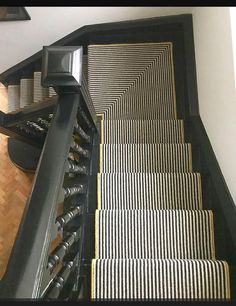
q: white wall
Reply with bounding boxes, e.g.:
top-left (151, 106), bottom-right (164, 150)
top-left (230, 7), bottom-right (236, 90)
top-left (0, 6), bottom-right (192, 73)
top-left (192, 7), bottom-right (236, 204)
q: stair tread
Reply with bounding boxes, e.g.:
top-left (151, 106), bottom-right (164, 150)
top-left (98, 173), bottom-right (202, 210)
top-left (101, 119), bottom-right (184, 143)
top-left (95, 210), bottom-right (215, 260)
top-left (91, 259), bottom-right (230, 300)
top-left (100, 143), bottom-right (192, 173)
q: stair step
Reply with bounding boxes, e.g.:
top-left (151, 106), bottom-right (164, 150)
top-left (91, 259), bottom-right (230, 300)
top-left (101, 119), bottom-right (184, 143)
top-left (33, 72), bottom-right (49, 103)
top-left (7, 85), bottom-right (20, 112)
top-left (20, 78), bottom-right (34, 108)
top-left (95, 210), bottom-right (215, 259)
top-left (100, 144), bottom-right (192, 173)
top-left (98, 173), bottom-right (202, 210)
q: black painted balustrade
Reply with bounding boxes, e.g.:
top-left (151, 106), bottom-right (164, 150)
top-left (0, 45), bottom-right (98, 300)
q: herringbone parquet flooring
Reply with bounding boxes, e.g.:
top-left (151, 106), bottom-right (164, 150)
top-left (0, 85), bottom-right (34, 278)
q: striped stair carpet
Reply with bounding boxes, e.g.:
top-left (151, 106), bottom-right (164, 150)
top-left (95, 210), bottom-right (215, 259)
top-left (101, 120), bottom-right (184, 143)
top-left (88, 42), bottom-right (230, 300)
top-left (92, 259), bottom-right (230, 300)
top-left (97, 173), bottom-right (202, 210)
top-left (100, 143), bottom-right (192, 173)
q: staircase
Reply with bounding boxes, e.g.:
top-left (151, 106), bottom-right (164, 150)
top-left (88, 43), bottom-right (230, 300)
top-left (0, 15), bottom-right (235, 301)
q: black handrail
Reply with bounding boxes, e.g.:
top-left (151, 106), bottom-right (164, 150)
top-left (3, 97), bottom-right (56, 127)
top-left (0, 46), bottom-right (98, 299)
top-left (0, 98), bottom-right (56, 148)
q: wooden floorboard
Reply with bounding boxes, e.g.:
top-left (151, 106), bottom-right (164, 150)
top-left (0, 85), bottom-right (34, 278)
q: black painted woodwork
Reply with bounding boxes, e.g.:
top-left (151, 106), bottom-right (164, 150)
top-left (184, 116), bottom-right (236, 300)
top-left (42, 46), bottom-right (83, 93)
top-left (7, 138), bottom-right (41, 172)
top-left (0, 94), bottom-right (80, 298)
top-left (0, 43), bottom-right (99, 299)
top-left (0, 97), bottom-right (56, 149)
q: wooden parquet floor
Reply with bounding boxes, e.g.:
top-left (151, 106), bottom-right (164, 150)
top-left (0, 85), bottom-right (34, 278)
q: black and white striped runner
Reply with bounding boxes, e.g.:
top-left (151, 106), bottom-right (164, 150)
top-left (95, 210), bottom-right (215, 259)
top-left (89, 42), bottom-right (231, 300)
top-left (100, 144), bottom-right (192, 173)
top-left (98, 173), bottom-right (202, 210)
top-left (92, 259), bottom-right (230, 300)
top-left (102, 119), bottom-right (184, 143)
top-left (88, 43), bottom-right (176, 119)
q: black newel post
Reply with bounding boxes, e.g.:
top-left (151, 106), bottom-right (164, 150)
top-left (41, 46), bottom-right (83, 94)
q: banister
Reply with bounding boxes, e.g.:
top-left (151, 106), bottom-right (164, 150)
top-left (0, 45), bottom-right (98, 299)
top-left (4, 97), bottom-right (56, 127)
top-left (0, 93), bottom-right (80, 298)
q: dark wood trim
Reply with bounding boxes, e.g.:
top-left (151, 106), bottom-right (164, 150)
top-left (185, 116), bottom-right (236, 255)
top-left (181, 15), bottom-right (199, 116)
top-left (0, 98), bottom-right (56, 149)
top-left (7, 138), bottom-right (41, 172)
top-left (3, 96), bottom-right (56, 127)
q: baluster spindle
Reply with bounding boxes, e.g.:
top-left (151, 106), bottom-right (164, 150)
top-left (71, 141), bottom-right (90, 159)
top-left (63, 185), bottom-right (86, 198)
top-left (16, 124), bottom-right (44, 139)
top-left (47, 229), bottom-right (80, 271)
top-left (26, 121), bottom-right (47, 134)
top-left (56, 206), bottom-right (81, 231)
top-left (74, 123), bottom-right (91, 143)
top-left (67, 160), bottom-right (88, 175)
top-left (45, 261), bottom-right (74, 299)
top-left (37, 118), bottom-right (50, 129)
top-left (77, 106), bottom-right (93, 130)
